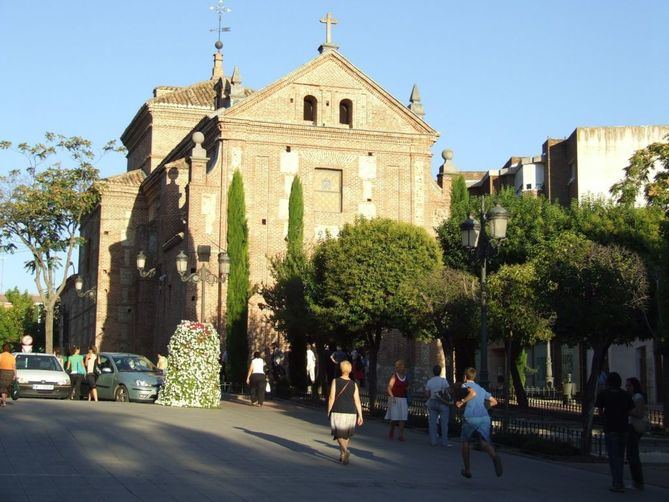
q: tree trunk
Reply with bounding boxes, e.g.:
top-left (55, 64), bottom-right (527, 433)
top-left (503, 338), bottom-right (512, 431)
top-left (580, 344), bottom-right (608, 455)
top-left (316, 341), bottom-right (329, 398)
top-left (509, 341), bottom-right (528, 409)
top-left (454, 338), bottom-right (475, 383)
top-left (439, 337), bottom-right (454, 383)
top-left (287, 330), bottom-right (307, 391)
top-left (367, 332), bottom-right (380, 416)
top-left (663, 353), bottom-right (669, 431)
top-left (44, 305), bottom-right (54, 354)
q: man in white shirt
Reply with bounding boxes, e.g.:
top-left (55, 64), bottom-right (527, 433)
top-left (425, 365), bottom-right (452, 447)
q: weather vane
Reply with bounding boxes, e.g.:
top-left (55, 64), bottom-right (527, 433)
top-left (210, 0), bottom-right (232, 51)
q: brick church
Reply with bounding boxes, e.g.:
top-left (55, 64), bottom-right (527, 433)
top-left (60, 14), bottom-right (452, 378)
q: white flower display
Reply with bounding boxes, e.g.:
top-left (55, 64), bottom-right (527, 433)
top-left (156, 320), bottom-right (221, 408)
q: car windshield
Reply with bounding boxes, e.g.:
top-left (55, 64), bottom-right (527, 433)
top-left (15, 355), bottom-right (62, 371)
top-left (112, 355), bottom-right (157, 372)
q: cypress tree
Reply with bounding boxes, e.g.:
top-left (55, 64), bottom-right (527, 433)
top-left (450, 174), bottom-right (469, 223)
top-left (226, 170), bottom-right (249, 387)
top-left (285, 176), bottom-right (308, 389)
top-left (287, 176), bottom-right (304, 258)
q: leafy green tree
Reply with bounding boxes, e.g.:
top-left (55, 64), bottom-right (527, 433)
top-left (312, 218), bottom-right (441, 406)
top-left (487, 263), bottom-right (553, 409)
top-left (395, 266), bottom-right (479, 382)
top-left (610, 136), bottom-right (669, 212)
top-left (226, 170), bottom-right (250, 387)
top-left (0, 133), bottom-right (124, 353)
top-left (534, 233), bottom-right (649, 453)
top-left (568, 197), bottom-right (665, 261)
top-left (610, 137), bottom-right (669, 428)
top-left (0, 288), bottom-right (39, 347)
top-left (492, 189), bottom-right (568, 267)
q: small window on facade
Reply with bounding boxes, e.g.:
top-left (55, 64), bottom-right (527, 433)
top-left (526, 183), bottom-right (532, 189)
top-left (339, 99), bottom-right (352, 126)
top-left (303, 95), bottom-right (317, 122)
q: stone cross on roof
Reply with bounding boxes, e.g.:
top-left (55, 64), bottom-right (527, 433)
top-left (318, 12), bottom-right (339, 53)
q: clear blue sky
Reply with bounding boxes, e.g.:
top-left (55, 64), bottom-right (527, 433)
top-left (1, 0), bottom-right (668, 294)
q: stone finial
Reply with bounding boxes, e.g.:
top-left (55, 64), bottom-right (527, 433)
top-left (441, 149), bottom-right (458, 174)
top-left (231, 65), bottom-right (242, 85)
top-left (408, 84), bottom-right (425, 119)
top-left (191, 132), bottom-right (207, 159)
top-left (211, 51), bottom-right (224, 80)
top-left (437, 148), bottom-right (459, 188)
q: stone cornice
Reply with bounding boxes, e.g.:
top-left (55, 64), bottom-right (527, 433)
top-left (121, 105), bottom-right (151, 154)
top-left (216, 117), bottom-right (436, 146)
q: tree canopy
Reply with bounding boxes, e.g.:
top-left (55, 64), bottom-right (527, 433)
top-left (0, 288), bottom-right (39, 347)
top-left (0, 133), bottom-right (124, 353)
top-left (533, 231), bottom-right (649, 452)
top-left (611, 136), bottom-right (669, 213)
top-left (395, 266), bottom-right (479, 381)
top-left (312, 217), bottom-right (441, 403)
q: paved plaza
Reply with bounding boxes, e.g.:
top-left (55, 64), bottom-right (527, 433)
top-left (0, 398), bottom-right (666, 501)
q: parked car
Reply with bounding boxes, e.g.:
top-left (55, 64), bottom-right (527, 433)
top-left (14, 353), bottom-right (71, 399)
top-left (81, 352), bottom-right (163, 403)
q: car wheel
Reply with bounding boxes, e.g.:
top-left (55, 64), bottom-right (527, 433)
top-left (114, 385), bottom-right (129, 402)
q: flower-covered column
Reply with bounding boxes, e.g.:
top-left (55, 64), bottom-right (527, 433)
top-left (156, 320), bottom-right (221, 408)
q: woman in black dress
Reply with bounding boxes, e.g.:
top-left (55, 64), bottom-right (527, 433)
top-left (327, 360), bottom-right (364, 464)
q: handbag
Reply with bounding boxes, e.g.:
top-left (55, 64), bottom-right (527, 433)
top-left (11, 379), bottom-right (20, 401)
top-left (630, 416), bottom-right (651, 434)
top-left (429, 380), bottom-right (452, 406)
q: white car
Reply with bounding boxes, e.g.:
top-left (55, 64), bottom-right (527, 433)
top-left (14, 353), bottom-right (71, 399)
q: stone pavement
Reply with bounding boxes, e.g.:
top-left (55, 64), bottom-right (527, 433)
top-left (0, 398), bottom-right (666, 502)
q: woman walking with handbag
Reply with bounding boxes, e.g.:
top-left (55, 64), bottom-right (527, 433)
top-left (245, 351), bottom-right (266, 407)
top-left (425, 365), bottom-right (452, 447)
top-left (327, 360), bottom-right (364, 465)
top-left (626, 377), bottom-right (648, 491)
top-left (84, 346), bottom-right (101, 402)
top-left (0, 343), bottom-right (16, 407)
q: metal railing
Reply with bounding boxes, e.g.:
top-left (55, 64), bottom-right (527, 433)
top-left (491, 390), bottom-right (664, 428)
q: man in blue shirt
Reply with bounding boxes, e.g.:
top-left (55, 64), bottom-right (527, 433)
top-left (455, 367), bottom-right (503, 478)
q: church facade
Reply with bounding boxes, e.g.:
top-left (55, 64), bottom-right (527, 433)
top-left (60, 24), bottom-right (451, 371)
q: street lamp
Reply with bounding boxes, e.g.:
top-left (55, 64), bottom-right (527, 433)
top-left (74, 276), bottom-right (96, 299)
top-left (460, 198), bottom-right (509, 389)
top-left (136, 250), bottom-right (157, 278)
top-left (176, 245), bottom-right (230, 321)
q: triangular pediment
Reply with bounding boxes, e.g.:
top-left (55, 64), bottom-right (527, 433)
top-left (219, 51), bottom-right (437, 136)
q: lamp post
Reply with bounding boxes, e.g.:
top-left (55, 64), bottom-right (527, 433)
top-left (175, 245), bottom-right (231, 321)
top-left (136, 250), bottom-right (157, 279)
top-left (460, 197), bottom-right (509, 389)
top-left (74, 276), bottom-right (96, 299)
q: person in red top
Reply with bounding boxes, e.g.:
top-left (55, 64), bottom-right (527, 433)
top-left (385, 360), bottom-right (409, 441)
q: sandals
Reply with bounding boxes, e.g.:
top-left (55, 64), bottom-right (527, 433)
top-left (342, 450), bottom-right (350, 465)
